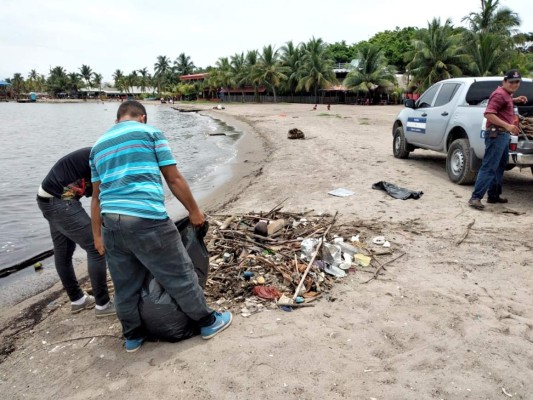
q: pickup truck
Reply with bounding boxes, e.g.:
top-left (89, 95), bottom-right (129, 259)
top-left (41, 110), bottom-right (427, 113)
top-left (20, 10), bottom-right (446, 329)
top-left (392, 77), bottom-right (533, 184)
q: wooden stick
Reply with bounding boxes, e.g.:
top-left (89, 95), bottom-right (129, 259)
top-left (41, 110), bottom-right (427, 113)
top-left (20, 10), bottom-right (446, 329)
top-left (362, 252), bottom-right (406, 284)
top-left (292, 212), bottom-right (337, 300)
top-left (456, 219), bottom-right (475, 246)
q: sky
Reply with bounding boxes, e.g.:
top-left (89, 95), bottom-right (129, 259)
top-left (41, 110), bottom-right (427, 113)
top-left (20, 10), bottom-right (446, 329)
top-left (1, 0), bottom-right (531, 83)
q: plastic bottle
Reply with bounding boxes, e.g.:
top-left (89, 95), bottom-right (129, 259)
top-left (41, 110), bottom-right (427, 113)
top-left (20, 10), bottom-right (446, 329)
top-left (337, 241), bottom-right (360, 256)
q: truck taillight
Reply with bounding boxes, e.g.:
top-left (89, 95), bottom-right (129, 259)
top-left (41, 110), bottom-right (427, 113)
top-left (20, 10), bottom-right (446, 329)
top-left (509, 135), bottom-right (518, 151)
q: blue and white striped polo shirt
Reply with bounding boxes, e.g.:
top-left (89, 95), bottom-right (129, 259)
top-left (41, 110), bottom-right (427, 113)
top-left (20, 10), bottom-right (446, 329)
top-left (90, 120), bottom-right (176, 219)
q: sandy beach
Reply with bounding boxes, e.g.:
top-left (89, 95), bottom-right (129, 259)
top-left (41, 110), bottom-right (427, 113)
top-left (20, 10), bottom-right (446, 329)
top-left (1, 102), bottom-right (532, 399)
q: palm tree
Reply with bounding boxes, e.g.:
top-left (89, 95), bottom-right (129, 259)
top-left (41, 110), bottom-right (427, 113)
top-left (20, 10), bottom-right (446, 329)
top-left (174, 53), bottom-right (195, 76)
top-left (137, 67), bottom-right (151, 93)
top-left (67, 72), bottom-right (82, 96)
top-left (343, 44), bottom-right (396, 102)
top-left (245, 50), bottom-right (260, 102)
top-left (406, 18), bottom-right (468, 92)
top-left (79, 64), bottom-right (93, 88)
top-left (463, 31), bottom-right (512, 76)
top-left (254, 45), bottom-right (287, 102)
top-left (112, 69), bottom-right (124, 88)
top-left (230, 53), bottom-right (247, 100)
top-left (27, 69), bottom-right (39, 92)
top-left (11, 73), bottom-right (25, 97)
top-left (47, 66), bottom-right (69, 96)
top-left (296, 37), bottom-right (336, 102)
top-left (280, 40), bottom-right (303, 96)
top-left (214, 57), bottom-right (233, 101)
top-left (462, 0), bottom-right (520, 35)
top-left (154, 55), bottom-right (171, 95)
top-left (93, 73), bottom-right (103, 100)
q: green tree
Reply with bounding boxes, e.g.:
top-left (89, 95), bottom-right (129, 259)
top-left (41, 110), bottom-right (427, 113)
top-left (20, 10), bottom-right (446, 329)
top-left (79, 64), bottom-right (93, 87)
top-left (406, 18), bottom-right (467, 91)
top-left (11, 73), bottom-right (25, 97)
top-left (343, 43), bottom-right (396, 101)
top-left (230, 52), bottom-right (248, 100)
top-left (463, 31), bottom-right (512, 76)
top-left (462, 0), bottom-right (520, 35)
top-left (296, 37), bottom-right (336, 102)
top-left (174, 53), bottom-right (196, 76)
top-left (280, 40), bottom-right (303, 95)
top-left (66, 72), bottom-right (82, 95)
top-left (154, 55), bottom-right (171, 95)
top-left (326, 41), bottom-right (358, 64)
top-left (254, 45), bottom-right (287, 102)
top-left (112, 69), bottom-right (124, 90)
top-left (93, 73), bottom-right (103, 99)
top-left (245, 50), bottom-right (260, 102)
top-left (368, 27), bottom-right (417, 72)
top-left (27, 69), bottom-right (39, 92)
top-left (47, 66), bottom-right (68, 96)
top-left (137, 67), bottom-right (151, 93)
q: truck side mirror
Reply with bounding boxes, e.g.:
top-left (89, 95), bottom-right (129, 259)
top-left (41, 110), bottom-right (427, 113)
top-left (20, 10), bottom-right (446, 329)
top-left (404, 99), bottom-right (415, 109)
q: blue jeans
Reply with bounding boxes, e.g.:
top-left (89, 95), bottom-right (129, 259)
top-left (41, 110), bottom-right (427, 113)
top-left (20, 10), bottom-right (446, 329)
top-left (37, 197), bottom-right (110, 306)
top-left (101, 214), bottom-right (213, 340)
top-left (471, 133), bottom-right (509, 201)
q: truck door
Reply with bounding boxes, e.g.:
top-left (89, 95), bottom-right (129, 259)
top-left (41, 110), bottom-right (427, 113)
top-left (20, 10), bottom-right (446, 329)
top-left (406, 83), bottom-right (461, 148)
top-left (405, 84), bottom-right (440, 146)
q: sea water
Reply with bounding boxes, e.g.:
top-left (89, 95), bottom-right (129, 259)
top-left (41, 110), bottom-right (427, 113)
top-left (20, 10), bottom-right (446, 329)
top-left (0, 102), bottom-right (240, 304)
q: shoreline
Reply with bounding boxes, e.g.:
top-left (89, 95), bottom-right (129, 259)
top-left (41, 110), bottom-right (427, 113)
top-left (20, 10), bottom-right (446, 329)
top-left (1, 103), bottom-right (533, 399)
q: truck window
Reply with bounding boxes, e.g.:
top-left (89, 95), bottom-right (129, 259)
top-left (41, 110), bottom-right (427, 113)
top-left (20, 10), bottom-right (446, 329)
top-left (416, 84), bottom-right (440, 108)
top-left (434, 83), bottom-right (461, 107)
top-left (465, 81), bottom-right (500, 105)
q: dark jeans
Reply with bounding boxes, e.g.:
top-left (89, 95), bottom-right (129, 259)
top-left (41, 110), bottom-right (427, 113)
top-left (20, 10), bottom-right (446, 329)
top-left (101, 214), bottom-right (213, 340)
top-left (37, 197), bottom-right (109, 306)
top-left (471, 133), bottom-right (510, 201)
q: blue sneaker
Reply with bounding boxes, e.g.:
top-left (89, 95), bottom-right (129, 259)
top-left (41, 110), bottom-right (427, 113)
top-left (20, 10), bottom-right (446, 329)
top-left (125, 337), bottom-right (145, 353)
top-left (201, 311), bottom-right (233, 339)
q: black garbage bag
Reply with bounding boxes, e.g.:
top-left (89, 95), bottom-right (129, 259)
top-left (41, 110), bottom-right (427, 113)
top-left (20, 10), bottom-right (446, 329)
top-left (139, 217), bottom-right (209, 342)
top-left (372, 181), bottom-right (423, 200)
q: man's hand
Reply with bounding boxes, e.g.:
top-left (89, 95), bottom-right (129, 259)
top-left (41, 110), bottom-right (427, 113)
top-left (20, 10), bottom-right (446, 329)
top-left (94, 235), bottom-right (105, 256)
top-left (514, 95), bottom-right (528, 104)
top-left (189, 209), bottom-right (205, 228)
top-left (507, 123), bottom-right (520, 135)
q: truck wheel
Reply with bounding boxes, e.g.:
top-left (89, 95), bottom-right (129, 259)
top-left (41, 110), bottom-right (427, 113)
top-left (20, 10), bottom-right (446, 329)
top-left (505, 164), bottom-right (515, 171)
top-left (393, 126), bottom-right (410, 159)
top-left (446, 139), bottom-right (477, 185)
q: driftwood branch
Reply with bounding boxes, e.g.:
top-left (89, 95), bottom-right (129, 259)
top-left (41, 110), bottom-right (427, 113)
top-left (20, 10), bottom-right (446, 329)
top-left (362, 252), bottom-right (406, 284)
top-left (456, 219), bottom-right (475, 246)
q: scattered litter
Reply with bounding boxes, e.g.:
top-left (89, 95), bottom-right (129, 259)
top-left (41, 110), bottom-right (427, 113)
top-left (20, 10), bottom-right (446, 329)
top-left (373, 236), bottom-right (385, 245)
top-left (252, 286), bottom-right (281, 300)
top-left (328, 188), bottom-right (355, 197)
top-left (354, 254), bottom-right (371, 267)
top-left (372, 181), bottom-right (423, 200)
top-left (383, 241), bottom-right (391, 248)
top-left (324, 264), bottom-right (346, 277)
top-left (502, 387), bottom-right (513, 398)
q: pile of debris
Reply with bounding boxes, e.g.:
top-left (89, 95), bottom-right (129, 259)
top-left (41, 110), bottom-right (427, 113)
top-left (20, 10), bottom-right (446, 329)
top-left (204, 206), bottom-right (404, 316)
top-left (520, 116), bottom-right (533, 135)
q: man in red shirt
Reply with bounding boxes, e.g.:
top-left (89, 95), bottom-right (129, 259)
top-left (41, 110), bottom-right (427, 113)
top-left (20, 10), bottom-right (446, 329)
top-left (469, 70), bottom-right (528, 210)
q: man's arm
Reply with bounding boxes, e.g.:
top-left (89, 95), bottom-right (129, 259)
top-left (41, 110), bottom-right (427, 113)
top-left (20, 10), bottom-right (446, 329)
top-left (485, 113), bottom-right (519, 135)
top-left (90, 181), bottom-right (105, 256)
top-left (160, 165), bottom-right (205, 227)
top-left (513, 95), bottom-right (528, 104)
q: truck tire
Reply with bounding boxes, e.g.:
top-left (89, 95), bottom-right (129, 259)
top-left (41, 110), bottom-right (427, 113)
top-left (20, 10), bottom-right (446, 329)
top-left (393, 126), bottom-right (410, 159)
top-left (446, 139), bottom-right (477, 185)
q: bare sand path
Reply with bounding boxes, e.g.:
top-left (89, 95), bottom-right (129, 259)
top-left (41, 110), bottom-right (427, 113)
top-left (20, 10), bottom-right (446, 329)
top-left (1, 103), bottom-right (532, 399)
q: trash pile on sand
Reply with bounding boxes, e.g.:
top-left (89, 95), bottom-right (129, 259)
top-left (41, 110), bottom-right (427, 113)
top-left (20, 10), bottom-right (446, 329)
top-left (205, 207), bottom-right (405, 317)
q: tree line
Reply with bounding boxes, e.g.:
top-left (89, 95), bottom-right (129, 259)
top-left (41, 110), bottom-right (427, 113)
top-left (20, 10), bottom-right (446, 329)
top-left (3, 0), bottom-right (532, 102)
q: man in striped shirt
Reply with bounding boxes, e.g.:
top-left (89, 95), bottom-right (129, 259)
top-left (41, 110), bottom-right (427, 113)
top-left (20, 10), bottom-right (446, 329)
top-left (90, 101), bottom-right (232, 352)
